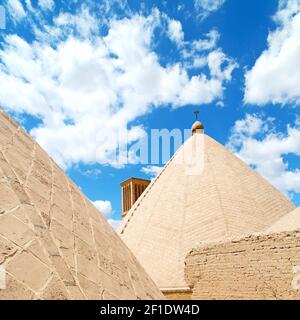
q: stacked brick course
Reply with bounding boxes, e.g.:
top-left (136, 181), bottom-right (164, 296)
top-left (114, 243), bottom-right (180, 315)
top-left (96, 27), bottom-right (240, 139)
top-left (185, 230), bottom-right (300, 299)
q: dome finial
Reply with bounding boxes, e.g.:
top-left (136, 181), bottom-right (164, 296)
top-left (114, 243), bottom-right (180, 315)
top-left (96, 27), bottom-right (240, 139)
top-left (194, 110), bottom-right (199, 120)
top-left (192, 110), bottom-right (204, 135)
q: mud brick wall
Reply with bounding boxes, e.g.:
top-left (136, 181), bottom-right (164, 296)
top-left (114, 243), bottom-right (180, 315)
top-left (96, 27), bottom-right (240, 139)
top-left (185, 231), bottom-right (300, 300)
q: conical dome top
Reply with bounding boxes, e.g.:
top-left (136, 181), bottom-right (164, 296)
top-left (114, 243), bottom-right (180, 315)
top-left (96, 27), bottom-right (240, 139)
top-left (191, 110), bottom-right (204, 135)
top-left (267, 207), bottom-right (300, 233)
top-left (0, 110), bottom-right (163, 300)
top-left (118, 133), bottom-right (294, 290)
top-left (191, 120), bottom-right (204, 134)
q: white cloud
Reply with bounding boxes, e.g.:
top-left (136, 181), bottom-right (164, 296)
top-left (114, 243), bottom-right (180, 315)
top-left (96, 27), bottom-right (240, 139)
top-left (141, 165), bottom-right (162, 179)
top-left (192, 29), bottom-right (220, 51)
top-left (108, 218), bottom-right (122, 229)
top-left (38, 0), bottom-right (54, 10)
top-left (167, 19), bottom-right (184, 45)
top-left (208, 49), bottom-right (237, 81)
top-left (226, 113), bottom-right (273, 149)
top-left (92, 200), bottom-right (113, 218)
top-left (232, 114), bottom-right (266, 135)
top-left (181, 30), bottom-right (222, 68)
top-left (194, 0), bottom-right (226, 18)
top-left (92, 199), bottom-right (121, 229)
top-left (51, 6), bottom-right (98, 38)
top-left (0, 7), bottom-right (236, 169)
top-left (77, 167), bottom-right (102, 177)
top-left (244, 0), bottom-right (300, 105)
top-left (6, 0), bottom-right (26, 22)
top-left (227, 114), bottom-right (300, 198)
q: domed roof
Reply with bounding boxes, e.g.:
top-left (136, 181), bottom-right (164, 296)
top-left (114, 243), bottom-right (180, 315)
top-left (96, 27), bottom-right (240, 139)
top-left (191, 120), bottom-right (204, 134)
top-left (266, 207), bottom-right (300, 233)
top-left (0, 110), bottom-right (163, 300)
top-left (118, 133), bottom-right (294, 290)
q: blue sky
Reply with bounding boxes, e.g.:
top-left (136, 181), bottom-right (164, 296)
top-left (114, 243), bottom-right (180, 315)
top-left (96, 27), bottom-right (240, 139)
top-left (0, 0), bottom-right (300, 227)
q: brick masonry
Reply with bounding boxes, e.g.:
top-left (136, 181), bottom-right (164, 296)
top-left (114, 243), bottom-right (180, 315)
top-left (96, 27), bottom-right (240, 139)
top-left (0, 110), bottom-right (163, 300)
top-left (119, 129), bottom-right (294, 291)
top-left (185, 230), bottom-right (300, 299)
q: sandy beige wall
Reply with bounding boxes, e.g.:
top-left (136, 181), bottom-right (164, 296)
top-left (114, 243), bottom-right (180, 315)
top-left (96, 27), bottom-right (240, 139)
top-left (0, 110), bottom-right (163, 300)
top-left (185, 230), bottom-right (300, 300)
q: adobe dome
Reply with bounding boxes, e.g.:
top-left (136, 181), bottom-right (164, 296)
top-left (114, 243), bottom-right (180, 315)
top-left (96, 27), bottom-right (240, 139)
top-left (118, 132), bottom-right (294, 291)
top-left (266, 207), bottom-right (300, 233)
top-left (0, 110), bottom-right (163, 300)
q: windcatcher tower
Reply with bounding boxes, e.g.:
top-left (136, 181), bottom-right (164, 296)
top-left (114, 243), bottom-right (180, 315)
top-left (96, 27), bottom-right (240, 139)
top-left (121, 178), bottom-right (150, 219)
top-left (118, 114), bottom-right (294, 299)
